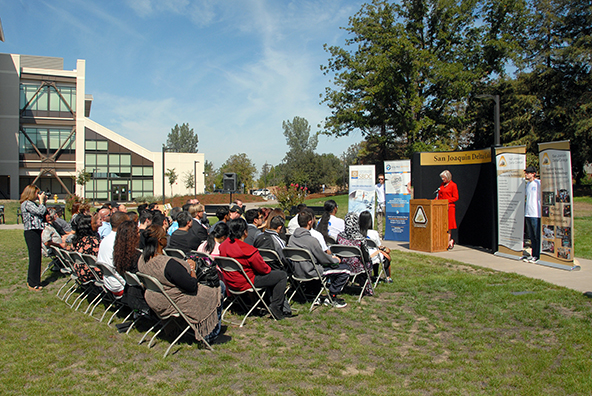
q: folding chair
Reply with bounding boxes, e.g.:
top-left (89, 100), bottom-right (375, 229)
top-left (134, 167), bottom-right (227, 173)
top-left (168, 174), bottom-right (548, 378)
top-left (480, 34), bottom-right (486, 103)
top-left (214, 256), bottom-right (276, 327)
top-left (53, 248), bottom-right (81, 302)
top-left (163, 248), bottom-right (186, 260)
top-left (135, 272), bottom-right (213, 356)
top-left (92, 262), bottom-right (127, 325)
top-left (330, 244), bottom-right (373, 302)
top-left (365, 239), bottom-right (386, 288)
top-left (65, 251), bottom-right (100, 311)
top-left (258, 248), bottom-right (294, 296)
top-left (324, 235), bottom-right (336, 246)
top-left (121, 271), bottom-right (153, 336)
top-left (282, 247), bottom-right (334, 311)
top-left (188, 250), bottom-right (213, 260)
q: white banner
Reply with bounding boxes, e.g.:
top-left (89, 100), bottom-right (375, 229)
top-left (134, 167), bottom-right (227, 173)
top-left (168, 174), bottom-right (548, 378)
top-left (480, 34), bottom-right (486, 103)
top-left (539, 141), bottom-right (577, 270)
top-left (348, 165), bottom-right (375, 215)
top-left (495, 147), bottom-right (526, 256)
top-left (384, 160), bottom-right (411, 241)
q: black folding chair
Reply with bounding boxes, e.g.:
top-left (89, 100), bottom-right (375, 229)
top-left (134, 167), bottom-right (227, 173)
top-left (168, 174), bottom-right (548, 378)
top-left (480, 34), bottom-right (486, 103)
top-left (330, 244), bottom-right (373, 302)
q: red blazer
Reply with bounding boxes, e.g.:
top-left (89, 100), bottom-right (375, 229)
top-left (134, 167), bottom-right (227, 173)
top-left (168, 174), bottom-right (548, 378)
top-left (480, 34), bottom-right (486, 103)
top-left (437, 181), bottom-right (459, 230)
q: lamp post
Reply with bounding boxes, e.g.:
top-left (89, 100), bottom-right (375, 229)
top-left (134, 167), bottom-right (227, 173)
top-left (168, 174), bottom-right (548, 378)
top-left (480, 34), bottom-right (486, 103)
top-left (162, 144), bottom-right (166, 206)
top-left (194, 160), bottom-right (199, 199)
top-left (476, 94), bottom-right (500, 146)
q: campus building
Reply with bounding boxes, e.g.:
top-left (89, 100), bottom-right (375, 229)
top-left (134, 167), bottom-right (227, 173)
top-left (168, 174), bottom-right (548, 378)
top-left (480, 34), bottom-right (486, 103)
top-left (0, 53), bottom-right (205, 201)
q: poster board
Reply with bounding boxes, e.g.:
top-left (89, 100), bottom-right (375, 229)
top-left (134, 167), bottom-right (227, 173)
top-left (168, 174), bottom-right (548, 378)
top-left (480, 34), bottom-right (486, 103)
top-left (384, 160), bottom-right (411, 241)
top-left (348, 165), bottom-right (375, 215)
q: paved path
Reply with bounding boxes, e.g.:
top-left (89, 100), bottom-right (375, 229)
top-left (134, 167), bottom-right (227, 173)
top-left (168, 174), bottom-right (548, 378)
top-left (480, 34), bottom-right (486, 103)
top-left (3, 218), bottom-right (589, 293)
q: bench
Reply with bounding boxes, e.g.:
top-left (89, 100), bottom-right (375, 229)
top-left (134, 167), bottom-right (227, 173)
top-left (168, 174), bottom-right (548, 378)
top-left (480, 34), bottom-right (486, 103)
top-left (0, 205), bottom-right (4, 224)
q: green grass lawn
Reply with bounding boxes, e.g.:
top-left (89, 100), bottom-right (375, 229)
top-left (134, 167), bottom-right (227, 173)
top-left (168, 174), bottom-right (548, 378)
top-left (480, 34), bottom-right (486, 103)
top-left (2, 229), bottom-right (592, 395)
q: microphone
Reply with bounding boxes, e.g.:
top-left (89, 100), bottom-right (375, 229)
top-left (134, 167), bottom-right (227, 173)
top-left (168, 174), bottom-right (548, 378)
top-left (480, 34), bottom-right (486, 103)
top-left (433, 187), bottom-right (440, 196)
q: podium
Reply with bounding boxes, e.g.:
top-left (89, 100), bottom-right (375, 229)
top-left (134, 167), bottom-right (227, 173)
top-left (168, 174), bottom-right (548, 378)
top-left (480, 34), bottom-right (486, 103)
top-left (409, 199), bottom-right (449, 252)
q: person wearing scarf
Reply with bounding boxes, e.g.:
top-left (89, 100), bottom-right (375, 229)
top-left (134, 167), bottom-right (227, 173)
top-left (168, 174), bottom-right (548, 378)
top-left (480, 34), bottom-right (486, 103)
top-left (337, 212), bottom-right (374, 296)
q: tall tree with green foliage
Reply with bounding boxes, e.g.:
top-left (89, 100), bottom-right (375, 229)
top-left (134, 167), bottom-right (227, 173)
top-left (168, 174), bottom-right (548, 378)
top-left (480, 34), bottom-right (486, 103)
top-left (203, 160), bottom-right (217, 192)
top-left (321, 0), bottom-right (527, 164)
top-left (166, 123), bottom-right (199, 153)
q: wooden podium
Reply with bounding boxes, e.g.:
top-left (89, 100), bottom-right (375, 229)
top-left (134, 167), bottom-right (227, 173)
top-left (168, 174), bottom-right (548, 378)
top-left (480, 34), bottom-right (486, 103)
top-left (409, 199), bottom-right (449, 252)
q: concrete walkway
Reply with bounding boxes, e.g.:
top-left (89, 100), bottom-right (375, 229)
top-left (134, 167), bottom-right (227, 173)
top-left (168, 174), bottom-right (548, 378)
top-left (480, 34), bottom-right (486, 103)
top-left (3, 219), bottom-right (589, 293)
top-left (382, 239), bottom-right (590, 293)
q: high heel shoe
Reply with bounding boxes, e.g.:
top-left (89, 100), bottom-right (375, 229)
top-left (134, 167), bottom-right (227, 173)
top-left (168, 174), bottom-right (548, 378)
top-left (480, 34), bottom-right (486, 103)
top-left (447, 240), bottom-right (455, 250)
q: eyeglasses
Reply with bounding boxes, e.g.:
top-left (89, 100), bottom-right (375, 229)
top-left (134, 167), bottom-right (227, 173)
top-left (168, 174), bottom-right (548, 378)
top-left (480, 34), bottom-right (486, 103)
top-left (378, 178), bottom-right (384, 181)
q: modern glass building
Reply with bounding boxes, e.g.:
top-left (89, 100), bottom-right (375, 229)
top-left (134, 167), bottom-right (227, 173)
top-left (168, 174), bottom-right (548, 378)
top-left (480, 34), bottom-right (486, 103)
top-left (0, 53), bottom-right (204, 201)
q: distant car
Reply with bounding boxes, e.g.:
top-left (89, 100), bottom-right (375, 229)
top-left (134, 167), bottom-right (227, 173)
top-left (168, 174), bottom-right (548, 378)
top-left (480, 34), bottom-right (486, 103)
top-left (253, 188), bottom-right (270, 196)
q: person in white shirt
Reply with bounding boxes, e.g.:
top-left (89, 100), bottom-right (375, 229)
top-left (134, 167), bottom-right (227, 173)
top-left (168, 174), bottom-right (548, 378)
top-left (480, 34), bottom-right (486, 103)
top-left (287, 204), bottom-right (307, 235)
top-left (96, 212), bottom-right (128, 297)
top-left (524, 166), bottom-right (541, 263)
top-left (375, 174), bottom-right (386, 238)
top-left (359, 210), bottom-right (392, 283)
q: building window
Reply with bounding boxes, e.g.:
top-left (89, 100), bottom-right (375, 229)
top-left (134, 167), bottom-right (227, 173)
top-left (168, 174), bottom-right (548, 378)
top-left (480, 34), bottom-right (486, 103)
top-left (20, 83), bottom-right (76, 113)
top-left (19, 128), bottom-right (75, 155)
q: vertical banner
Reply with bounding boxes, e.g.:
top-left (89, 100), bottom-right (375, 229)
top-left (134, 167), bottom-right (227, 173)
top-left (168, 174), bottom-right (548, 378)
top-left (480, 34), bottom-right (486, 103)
top-left (384, 160), bottom-right (411, 241)
top-left (494, 146), bottom-right (526, 259)
top-left (538, 141), bottom-right (579, 270)
top-left (348, 165), bottom-right (375, 215)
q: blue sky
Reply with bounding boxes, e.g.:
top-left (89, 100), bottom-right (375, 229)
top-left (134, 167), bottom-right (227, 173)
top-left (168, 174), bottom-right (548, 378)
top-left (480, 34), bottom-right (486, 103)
top-left (1, 0), bottom-right (366, 175)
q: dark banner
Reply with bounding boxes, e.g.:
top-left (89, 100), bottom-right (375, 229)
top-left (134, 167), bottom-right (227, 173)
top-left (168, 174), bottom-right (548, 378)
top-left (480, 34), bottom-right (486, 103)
top-left (411, 148), bottom-right (496, 250)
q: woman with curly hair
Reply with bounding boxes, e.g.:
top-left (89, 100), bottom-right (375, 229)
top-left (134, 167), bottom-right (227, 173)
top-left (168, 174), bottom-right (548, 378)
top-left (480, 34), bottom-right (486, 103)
top-left (70, 214), bottom-right (103, 283)
top-left (113, 220), bottom-right (141, 275)
top-left (262, 208), bottom-right (287, 241)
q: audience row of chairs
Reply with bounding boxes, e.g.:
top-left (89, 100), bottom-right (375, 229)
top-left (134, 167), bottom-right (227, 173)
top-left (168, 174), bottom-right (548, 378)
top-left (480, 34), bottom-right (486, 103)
top-left (48, 242), bottom-right (386, 356)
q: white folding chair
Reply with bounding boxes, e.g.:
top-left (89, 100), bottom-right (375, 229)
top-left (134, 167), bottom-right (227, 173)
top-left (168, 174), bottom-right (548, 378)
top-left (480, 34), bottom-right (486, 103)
top-left (365, 239), bottom-right (386, 288)
top-left (92, 262), bottom-right (127, 325)
top-left (214, 256), bottom-right (276, 327)
top-left (282, 247), bottom-right (334, 311)
top-left (135, 272), bottom-right (214, 356)
top-left (330, 244), bottom-right (373, 302)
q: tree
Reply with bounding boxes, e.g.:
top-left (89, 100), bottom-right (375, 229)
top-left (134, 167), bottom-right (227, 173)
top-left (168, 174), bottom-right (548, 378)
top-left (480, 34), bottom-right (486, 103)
top-left (320, 0), bottom-right (528, 161)
top-left (166, 123), bottom-right (199, 153)
top-left (76, 169), bottom-right (91, 187)
top-left (216, 153), bottom-right (257, 191)
top-left (282, 116), bottom-right (318, 161)
top-left (204, 160), bottom-right (217, 192)
top-left (183, 170), bottom-right (195, 190)
top-left (165, 168), bottom-right (177, 196)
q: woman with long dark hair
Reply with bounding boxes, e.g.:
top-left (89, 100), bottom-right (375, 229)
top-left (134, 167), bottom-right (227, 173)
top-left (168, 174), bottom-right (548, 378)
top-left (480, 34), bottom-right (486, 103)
top-left (113, 220), bottom-right (141, 275)
top-left (317, 199), bottom-right (344, 240)
top-left (20, 185), bottom-right (47, 291)
top-left (137, 224), bottom-right (221, 343)
top-left (358, 210), bottom-right (392, 283)
top-left (71, 214), bottom-right (103, 283)
top-left (219, 218), bottom-right (289, 320)
top-left (197, 222), bottom-right (229, 257)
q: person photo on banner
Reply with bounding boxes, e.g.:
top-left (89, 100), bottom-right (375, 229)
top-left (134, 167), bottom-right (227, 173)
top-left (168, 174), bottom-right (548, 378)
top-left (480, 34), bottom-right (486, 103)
top-left (436, 170), bottom-right (459, 250)
top-left (523, 165), bottom-right (541, 263)
top-left (374, 174), bottom-right (386, 238)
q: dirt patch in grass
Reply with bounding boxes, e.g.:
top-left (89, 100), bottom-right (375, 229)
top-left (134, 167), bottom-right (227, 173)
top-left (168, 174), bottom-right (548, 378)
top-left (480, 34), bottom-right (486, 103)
top-left (573, 201), bottom-right (592, 217)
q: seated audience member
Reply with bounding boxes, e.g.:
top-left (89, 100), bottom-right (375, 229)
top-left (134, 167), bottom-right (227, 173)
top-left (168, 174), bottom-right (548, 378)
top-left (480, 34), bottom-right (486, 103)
top-left (219, 218), bottom-right (289, 320)
top-left (359, 210), bottom-right (392, 283)
top-left (209, 206), bottom-right (230, 232)
top-left (254, 215), bottom-right (289, 271)
top-left (287, 210), bottom-right (350, 308)
top-left (167, 207), bottom-right (183, 236)
top-left (71, 214), bottom-right (103, 283)
top-left (140, 211), bottom-right (169, 249)
top-left (337, 212), bottom-right (374, 296)
top-left (262, 208), bottom-right (287, 241)
top-left (317, 199), bottom-right (344, 240)
top-left (126, 211), bottom-right (138, 224)
top-left (244, 209), bottom-right (263, 245)
top-left (304, 208), bottom-right (331, 254)
top-left (228, 204), bottom-right (242, 220)
top-left (53, 207), bottom-right (73, 235)
top-left (198, 222), bottom-right (229, 257)
top-left (138, 224), bottom-right (222, 343)
top-left (91, 212), bottom-right (102, 234)
top-left (70, 203), bottom-right (91, 232)
top-left (42, 210), bottom-right (67, 257)
top-left (96, 212), bottom-right (128, 297)
top-left (97, 208), bottom-right (112, 239)
top-left (287, 204), bottom-right (307, 234)
top-left (167, 211), bottom-right (195, 255)
top-left (188, 204), bottom-right (209, 248)
top-left (138, 210), bottom-right (153, 230)
top-left (233, 199), bottom-right (245, 215)
top-left (258, 207), bottom-right (271, 229)
top-left (70, 202), bottom-right (81, 230)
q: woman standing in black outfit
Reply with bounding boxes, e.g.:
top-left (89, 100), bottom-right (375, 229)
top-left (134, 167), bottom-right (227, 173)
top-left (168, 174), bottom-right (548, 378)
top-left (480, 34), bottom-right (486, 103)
top-left (20, 185), bottom-right (47, 291)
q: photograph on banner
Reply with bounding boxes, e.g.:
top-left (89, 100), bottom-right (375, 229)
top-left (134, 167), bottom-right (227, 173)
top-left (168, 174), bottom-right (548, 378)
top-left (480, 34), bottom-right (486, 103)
top-left (539, 141), bottom-right (575, 266)
top-left (494, 147), bottom-right (526, 258)
top-left (348, 165), bottom-right (375, 214)
top-left (384, 160), bottom-right (412, 241)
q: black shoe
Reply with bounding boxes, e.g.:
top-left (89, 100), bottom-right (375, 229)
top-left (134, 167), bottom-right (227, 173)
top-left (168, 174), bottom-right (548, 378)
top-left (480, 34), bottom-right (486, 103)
top-left (270, 306), bottom-right (285, 320)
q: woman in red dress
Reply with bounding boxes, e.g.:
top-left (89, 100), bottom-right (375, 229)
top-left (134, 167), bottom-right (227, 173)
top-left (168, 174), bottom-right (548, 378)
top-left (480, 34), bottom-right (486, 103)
top-left (437, 170), bottom-right (459, 250)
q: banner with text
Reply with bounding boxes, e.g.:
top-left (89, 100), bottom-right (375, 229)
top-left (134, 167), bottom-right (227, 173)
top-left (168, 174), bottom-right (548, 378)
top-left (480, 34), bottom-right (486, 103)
top-left (384, 160), bottom-right (412, 241)
top-left (348, 165), bottom-right (376, 215)
top-left (538, 141), bottom-right (578, 270)
top-left (494, 146), bottom-right (526, 259)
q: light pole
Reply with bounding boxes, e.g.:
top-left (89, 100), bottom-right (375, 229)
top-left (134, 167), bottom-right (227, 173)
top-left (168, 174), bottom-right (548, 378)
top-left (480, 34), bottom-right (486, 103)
top-left (476, 94), bottom-right (500, 146)
top-left (162, 144), bottom-right (166, 206)
top-left (194, 160), bottom-right (199, 199)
